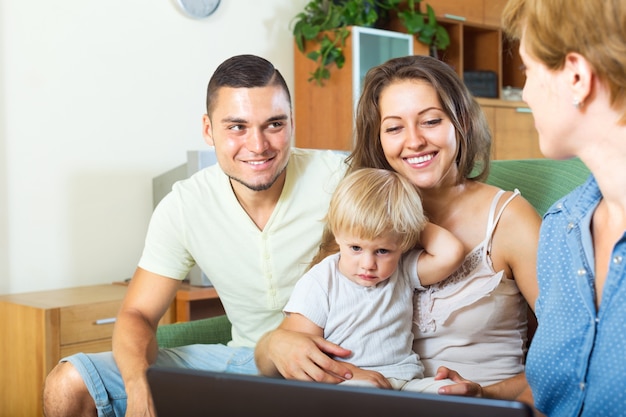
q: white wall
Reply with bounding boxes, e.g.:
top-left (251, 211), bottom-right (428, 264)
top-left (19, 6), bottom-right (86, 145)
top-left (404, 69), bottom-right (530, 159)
top-left (0, 0), bottom-right (309, 294)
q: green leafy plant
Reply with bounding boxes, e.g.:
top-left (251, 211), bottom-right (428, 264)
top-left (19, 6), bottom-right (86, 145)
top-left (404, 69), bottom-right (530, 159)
top-left (397, 0), bottom-right (450, 50)
top-left (292, 0), bottom-right (450, 85)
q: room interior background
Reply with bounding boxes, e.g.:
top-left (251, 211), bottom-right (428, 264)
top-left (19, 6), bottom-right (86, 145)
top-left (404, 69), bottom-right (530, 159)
top-left (0, 0), bottom-right (309, 294)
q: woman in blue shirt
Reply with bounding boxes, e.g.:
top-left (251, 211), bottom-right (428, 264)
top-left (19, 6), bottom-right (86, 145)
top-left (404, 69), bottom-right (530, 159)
top-left (503, 1), bottom-right (626, 416)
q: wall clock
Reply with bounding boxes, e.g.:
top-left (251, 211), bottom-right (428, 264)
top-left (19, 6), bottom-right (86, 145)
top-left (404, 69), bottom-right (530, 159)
top-left (177, 0), bottom-right (221, 19)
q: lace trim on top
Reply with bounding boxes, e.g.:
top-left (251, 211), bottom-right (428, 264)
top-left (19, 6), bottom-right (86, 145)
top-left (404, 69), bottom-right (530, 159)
top-left (414, 189), bottom-right (520, 333)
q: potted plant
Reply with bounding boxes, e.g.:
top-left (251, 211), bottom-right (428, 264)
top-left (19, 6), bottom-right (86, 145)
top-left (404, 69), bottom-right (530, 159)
top-left (292, 0), bottom-right (450, 85)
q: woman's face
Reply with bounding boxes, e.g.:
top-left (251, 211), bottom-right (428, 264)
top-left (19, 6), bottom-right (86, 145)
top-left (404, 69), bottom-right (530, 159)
top-left (519, 35), bottom-right (577, 159)
top-left (378, 79), bottom-right (458, 191)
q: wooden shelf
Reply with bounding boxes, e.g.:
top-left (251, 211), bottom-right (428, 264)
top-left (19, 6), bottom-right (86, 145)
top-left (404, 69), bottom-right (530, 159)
top-left (174, 283), bottom-right (224, 322)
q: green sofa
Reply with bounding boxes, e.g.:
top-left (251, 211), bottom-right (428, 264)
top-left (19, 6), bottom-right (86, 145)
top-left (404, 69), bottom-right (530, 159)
top-left (155, 158), bottom-right (591, 348)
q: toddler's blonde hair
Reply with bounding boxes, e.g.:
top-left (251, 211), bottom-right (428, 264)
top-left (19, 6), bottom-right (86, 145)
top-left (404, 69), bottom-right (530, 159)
top-left (327, 168), bottom-right (427, 253)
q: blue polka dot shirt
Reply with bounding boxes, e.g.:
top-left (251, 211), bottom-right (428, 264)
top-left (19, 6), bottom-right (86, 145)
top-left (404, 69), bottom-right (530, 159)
top-left (527, 175), bottom-right (626, 417)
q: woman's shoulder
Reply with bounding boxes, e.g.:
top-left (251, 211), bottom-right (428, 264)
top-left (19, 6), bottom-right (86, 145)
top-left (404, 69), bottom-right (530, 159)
top-left (469, 181), bottom-right (538, 220)
top-left (462, 181), bottom-right (541, 254)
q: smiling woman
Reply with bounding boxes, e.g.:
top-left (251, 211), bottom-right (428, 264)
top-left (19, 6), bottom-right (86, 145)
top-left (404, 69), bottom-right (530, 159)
top-left (255, 54), bottom-right (542, 402)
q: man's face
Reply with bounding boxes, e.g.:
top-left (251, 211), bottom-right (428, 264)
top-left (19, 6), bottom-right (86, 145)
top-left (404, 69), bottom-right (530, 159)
top-left (203, 85), bottom-right (293, 192)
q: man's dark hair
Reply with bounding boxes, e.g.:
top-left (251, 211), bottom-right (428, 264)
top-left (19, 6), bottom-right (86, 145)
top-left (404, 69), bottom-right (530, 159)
top-left (206, 54), bottom-right (291, 116)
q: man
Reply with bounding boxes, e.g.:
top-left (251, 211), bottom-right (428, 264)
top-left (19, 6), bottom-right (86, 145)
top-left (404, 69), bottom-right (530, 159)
top-left (42, 54), bottom-right (346, 417)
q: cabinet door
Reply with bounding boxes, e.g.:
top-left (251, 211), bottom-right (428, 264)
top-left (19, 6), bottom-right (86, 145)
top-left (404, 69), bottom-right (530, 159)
top-left (492, 106), bottom-right (542, 160)
top-left (294, 39), bottom-right (354, 150)
top-left (481, 105), bottom-right (497, 159)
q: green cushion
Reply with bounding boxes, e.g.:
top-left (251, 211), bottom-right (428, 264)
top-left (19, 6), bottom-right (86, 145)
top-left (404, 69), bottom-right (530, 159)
top-left (485, 158), bottom-right (590, 215)
top-left (156, 314), bottom-right (232, 348)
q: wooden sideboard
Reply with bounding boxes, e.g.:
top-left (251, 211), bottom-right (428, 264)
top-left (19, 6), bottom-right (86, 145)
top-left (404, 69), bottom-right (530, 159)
top-left (0, 284), bottom-right (175, 417)
top-left (0, 281), bottom-right (223, 416)
top-left (0, 285), bottom-right (131, 416)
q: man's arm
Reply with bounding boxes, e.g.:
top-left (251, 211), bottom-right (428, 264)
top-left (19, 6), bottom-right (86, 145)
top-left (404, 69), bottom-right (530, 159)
top-left (256, 313), bottom-right (391, 388)
top-left (112, 267), bottom-right (181, 416)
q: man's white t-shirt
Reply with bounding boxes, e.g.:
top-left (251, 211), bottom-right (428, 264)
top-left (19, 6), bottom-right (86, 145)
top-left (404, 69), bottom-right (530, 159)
top-left (139, 148), bottom-right (346, 347)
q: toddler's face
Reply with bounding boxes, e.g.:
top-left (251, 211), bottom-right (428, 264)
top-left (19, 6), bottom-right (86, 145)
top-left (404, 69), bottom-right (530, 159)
top-left (335, 232), bottom-right (403, 287)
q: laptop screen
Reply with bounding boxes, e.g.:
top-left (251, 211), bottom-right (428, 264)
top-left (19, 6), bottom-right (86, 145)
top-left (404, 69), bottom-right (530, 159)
top-left (147, 367), bottom-right (534, 417)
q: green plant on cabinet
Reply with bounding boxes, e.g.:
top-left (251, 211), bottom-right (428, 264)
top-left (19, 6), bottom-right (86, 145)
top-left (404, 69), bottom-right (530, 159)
top-left (292, 0), bottom-right (450, 85)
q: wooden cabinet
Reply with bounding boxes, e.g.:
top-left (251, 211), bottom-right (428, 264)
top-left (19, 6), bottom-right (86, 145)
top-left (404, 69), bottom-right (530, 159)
top-left (294, 35), bottom-right (354, 150)
top-left (478, 98), bottom-right (541, 160)
top-left (483, 0), bottom-right (507, 26)
top-left (0, 284), bottom-right (173, 417)
top-left (412, 2), bottom-right (508, 99)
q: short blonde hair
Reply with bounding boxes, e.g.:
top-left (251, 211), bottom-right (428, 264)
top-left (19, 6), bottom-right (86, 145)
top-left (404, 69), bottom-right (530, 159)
top-left (502, 0), bottom-right (626, 122)
top-left (327, 168), bottom-right (427, 253)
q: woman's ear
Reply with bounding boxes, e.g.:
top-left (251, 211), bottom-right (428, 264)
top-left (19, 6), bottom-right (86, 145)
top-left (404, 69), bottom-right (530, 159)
top-left (564, 52), bottom-right (593, 106)
top-left (202, 114), bottom-right (214, 146)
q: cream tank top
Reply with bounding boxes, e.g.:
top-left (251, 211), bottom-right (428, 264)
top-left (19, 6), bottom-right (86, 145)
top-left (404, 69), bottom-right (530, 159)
top-left (412, 189), bottom-right (528, 385)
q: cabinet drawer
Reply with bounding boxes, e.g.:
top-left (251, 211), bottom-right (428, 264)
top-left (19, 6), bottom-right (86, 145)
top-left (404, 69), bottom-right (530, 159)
top-left (59, 338), bottom-right (114, 358)
top-left (60, 300), bottom-right (122, 345)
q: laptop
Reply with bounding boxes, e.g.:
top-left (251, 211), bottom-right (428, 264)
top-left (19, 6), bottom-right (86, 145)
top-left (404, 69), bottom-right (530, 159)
top-left (147, 367), bottom-right (534, 417)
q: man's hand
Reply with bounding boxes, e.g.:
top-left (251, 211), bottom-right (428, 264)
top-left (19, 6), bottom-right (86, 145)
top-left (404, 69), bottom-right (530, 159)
top-left (124, 378), bottom-right (156, 417)
top-left (434, 366), bottom-right (484, 397)
top-left (258, 328), bottom-right (353, 383)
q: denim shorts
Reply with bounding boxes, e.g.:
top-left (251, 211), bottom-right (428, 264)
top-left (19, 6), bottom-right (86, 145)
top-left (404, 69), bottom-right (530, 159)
top-left (62, 344), bottom-right (258, 417)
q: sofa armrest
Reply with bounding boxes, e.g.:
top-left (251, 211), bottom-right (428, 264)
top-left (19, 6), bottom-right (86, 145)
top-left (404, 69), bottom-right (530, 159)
top-left (156, 314), bottom-right (232, 348)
